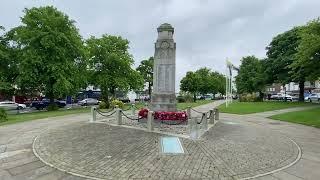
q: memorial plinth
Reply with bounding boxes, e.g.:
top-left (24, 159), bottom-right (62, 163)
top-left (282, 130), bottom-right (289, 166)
top-left (151, 23), bottom-right (177, 112)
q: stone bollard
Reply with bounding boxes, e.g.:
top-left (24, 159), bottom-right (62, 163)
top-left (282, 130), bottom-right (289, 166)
top-left (187, 106), bottom-right (191, 119)
top-left (214, 108), bottom-right (219, 120)
top-left (90, 106), bottom-right (96, 122)
top-left (147, 110), bottom-right (154, 132)
top-left (116, 108), bottom-right (122, 125)
top-left (209, 110), bottom-right (215, 124)
top-left (131, 104), bottom-right (136, 115)
top-left (189, 117), bottom-right (199, 139)
top-left (202, 112), bottom-right (208, 130)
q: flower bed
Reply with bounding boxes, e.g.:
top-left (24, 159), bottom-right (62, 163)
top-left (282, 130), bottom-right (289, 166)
top-left (138, 108), bottom-right (188, 121)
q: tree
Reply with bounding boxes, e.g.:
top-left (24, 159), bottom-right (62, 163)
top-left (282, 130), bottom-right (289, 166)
top-left (8, 6), bottom-right (87, 108)
top-left (136, 57), bottom-right (154, 98)
top-left (86, 34), bottom-right (143, 108)
top-left (0, 26), bottom-right (13, 96)
top-left (265, 27), bottom-right (307, 101)
top-left (180, 71), bottom-right (200, 102)
top-left (294, 18), bottom-right (320, 81)
top-left (235, 56), bottom-right (266, 98)
top-left (180, 68), bottom-right (225, 101)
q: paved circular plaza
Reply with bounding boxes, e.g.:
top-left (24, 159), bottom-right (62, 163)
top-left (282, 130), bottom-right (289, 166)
top-left (33, 117), bottom-right (300, 180)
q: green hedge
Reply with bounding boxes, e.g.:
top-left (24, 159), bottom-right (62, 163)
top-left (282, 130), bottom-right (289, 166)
top-left (0, 108), bottom-right (8, 122)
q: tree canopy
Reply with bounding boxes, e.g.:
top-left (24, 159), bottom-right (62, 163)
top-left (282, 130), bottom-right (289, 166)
top-left (86, 34), bottom-right (143, 107)
top-left (235, 56), bottom-right (266, 95)
top-left (293, 18), bottom-right (320, 81)
top-left (136, 57), bottom-right (154, 97)
top-left (7, 6), bottom-right (87, 106)
top-left (180, 67), bottom-right (225, 101)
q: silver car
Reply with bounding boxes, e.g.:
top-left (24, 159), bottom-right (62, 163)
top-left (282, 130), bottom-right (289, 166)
top-left (0, 101), bottom-right (19, 110)
top-left (308, 93), bottom-right (320, 102)
top-left (78, 98), bottom-right (99, 106)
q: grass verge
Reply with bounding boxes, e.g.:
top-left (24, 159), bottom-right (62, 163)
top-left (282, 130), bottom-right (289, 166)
top-left (218, 101), bottom-right (315, 114)
top-left (270, 107), bottom-right (320, 128)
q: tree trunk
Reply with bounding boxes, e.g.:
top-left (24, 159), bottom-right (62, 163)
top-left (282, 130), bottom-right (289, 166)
top-left (298, 81), bottom-right (305, 102)
top-left (46, 79), bottom-right (56, 111)
top-left (148, 82), bottom-right (152, 99)
top-left (193, 93), bottom-right (197, 102)
top-left (101, 87), bottom-right (110, 109)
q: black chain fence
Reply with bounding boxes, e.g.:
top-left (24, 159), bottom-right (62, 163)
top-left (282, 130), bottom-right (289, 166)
top-left (121, 111), bottom-right (141, 121)
top-left (95, 109), bottom-right (116, 117)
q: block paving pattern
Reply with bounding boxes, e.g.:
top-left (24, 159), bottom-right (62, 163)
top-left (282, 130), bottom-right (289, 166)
top-left (33, 118), bottom-right (299, 179)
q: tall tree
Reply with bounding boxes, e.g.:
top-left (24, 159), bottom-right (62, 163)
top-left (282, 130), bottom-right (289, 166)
top-left (180, 71), bottom-right (200, 102)
top-left (0, 26), bottom-right (13, 97)
top-left (235, 56), bottom-right (266, 98)
top-left (265, 27), bottom-right (307, 101)
top-left (86, 34), bottom-right (143, 108)
top-left (136, 57), bottom-right (154, 98)
top-left (293, 18), bottom-right (320, 81)
top-left (8, 6), bottom-right (87, 108)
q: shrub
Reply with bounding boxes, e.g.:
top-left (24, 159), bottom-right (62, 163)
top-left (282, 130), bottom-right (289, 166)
top-left (239, 93), bottom-right (262, 102)
top-left (47, 104), bottom-right (59, 111)
top-left (99, 101), bottom-right (107, 109)
top-left (111, 99), bottom-right (124, 109)
top-left (0, 108), bottom-right (8, 122)
top-left (184, 94), bottom-right (194, 102)
top-left (176, 96), bottom-right (186, 103)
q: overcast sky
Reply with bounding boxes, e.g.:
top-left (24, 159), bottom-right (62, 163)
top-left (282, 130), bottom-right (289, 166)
top-left (1, 0), bottom-right (319, 91)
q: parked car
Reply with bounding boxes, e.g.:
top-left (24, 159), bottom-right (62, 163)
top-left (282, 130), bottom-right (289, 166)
top-left (78, 98), bottom-right (99, 106)
top-left (0, 101), bottom-right (26, 110)
top-left (306, 93), bottom-right (320, 102)
top-left (30, 99), bottom-right (66, 110)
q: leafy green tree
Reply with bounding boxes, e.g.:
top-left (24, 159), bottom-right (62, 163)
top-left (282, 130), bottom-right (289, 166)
top-left (265, 27), bottom-right (307, 101)
top-left (136, 57), bottom-right (154, 98)
top-left (294, 18), bottom-right (320, 81)
top-left (86, 34), bottom-right (143, 108)
top-left (195, 68), bottom-right (212, 96)
top-left (180, 71), bottom-right (200, 102)
top-left (0, 26), bottom-right (13, 96)
top-left (209, 71), bottom-right (226, 96)
top-left (180, 68), bottom-right (225, 101)
top-left (8, 6), bottom-right (87, 108)
top-left (235, 56), bottom-right (266, 98)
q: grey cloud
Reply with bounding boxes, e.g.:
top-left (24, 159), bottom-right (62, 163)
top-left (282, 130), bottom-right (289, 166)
top-left (1, 0), bottom-right (319, 91)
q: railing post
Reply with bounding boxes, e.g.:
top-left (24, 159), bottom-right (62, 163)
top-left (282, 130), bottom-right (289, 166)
top-left (189, 117), bottom-right (199, 139)
top-left (214, 108), bottom-right (219, 120)
top-left (203, 112), bottom-right (208, 130)
top-left (131, 104), bottom-right (135, 115)
top-left (187, 106), bottom-right (191, 119)
top-left (209, 110), bottom-right (214, 124)
top-left (147, 110), bottom-right (154, 132)
top-left (90, 106), bottom-right (96, 122)
top-left (116, 107), bottom-right (122, 125)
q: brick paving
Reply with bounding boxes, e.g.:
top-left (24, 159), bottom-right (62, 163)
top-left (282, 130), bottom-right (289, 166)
top-left (0, 102), bottom-right (319, 179)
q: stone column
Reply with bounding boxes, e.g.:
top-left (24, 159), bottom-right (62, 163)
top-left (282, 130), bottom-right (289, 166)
top-left (202, 112), bottom-right (208, 130)
top-left (116, 108), bottom-right (122, 125)
top-left (209, 110), bottom-right (214, 124)
top-left (187, 106), bottom-right (191, 119)
top-left (147, 111), bottom-right (154, 132)
top-left (90, 106), bottom-right (96, 122)
top-left (151, 23), bottom-right (177, 112)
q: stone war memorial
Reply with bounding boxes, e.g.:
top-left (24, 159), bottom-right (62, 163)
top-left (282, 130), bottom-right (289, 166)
top-left (151, 23), bottom-right (177, 112)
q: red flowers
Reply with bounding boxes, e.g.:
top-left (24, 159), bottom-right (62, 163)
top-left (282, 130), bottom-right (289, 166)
top-left (138, 108), bottom-right (188, 121)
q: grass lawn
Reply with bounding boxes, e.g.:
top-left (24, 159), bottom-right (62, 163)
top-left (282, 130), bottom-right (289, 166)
top-left (1, 107), bottom-right (92, 126)
top-left (218, 101), bottom-right (316, 114)
top-left (0, 100), bottom-right (213, 126)
top-left (270, 107), bottom-right (320, 128)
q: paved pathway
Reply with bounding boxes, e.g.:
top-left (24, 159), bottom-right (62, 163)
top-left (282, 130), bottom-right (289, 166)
top-left (0, 101), bottom-right (319, 179)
